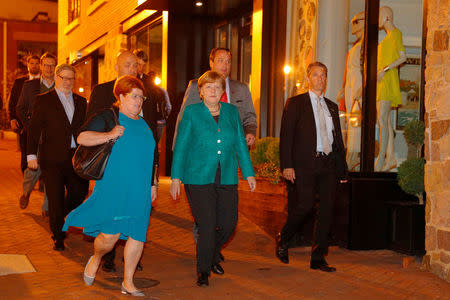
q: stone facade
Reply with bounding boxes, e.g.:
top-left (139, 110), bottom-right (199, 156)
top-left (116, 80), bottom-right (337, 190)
top-left (423, 0), bottom-right (450, 283)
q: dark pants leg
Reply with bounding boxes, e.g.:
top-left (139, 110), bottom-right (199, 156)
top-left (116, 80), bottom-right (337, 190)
top-left (311, 171), bottom-right (336, 261)
top-left (43, 161), bottom-right (88, 241)
top-left (19, 132), bottom-right (27, 173)
top-left (185, 183), bottom-right (238, 274)
top-left (212, 185), bottom-right (238, 264)
top-left (280, 157), bottom-right (337, 261)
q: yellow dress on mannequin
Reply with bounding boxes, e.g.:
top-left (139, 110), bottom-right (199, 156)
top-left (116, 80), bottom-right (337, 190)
top-left (377, 28), bottom-right (405, 107)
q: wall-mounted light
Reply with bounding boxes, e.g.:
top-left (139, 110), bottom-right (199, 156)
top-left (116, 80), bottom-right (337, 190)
top-left (283, 65), bottom-right (291, 75)
top-left (295, 82), bottom-right (300, 87)
top-left (195, 1), bottom-right (203, 7)
top-left (154, 76), bottom-right (162, 85)
top-left (78, 87), bottom-right (84, 93)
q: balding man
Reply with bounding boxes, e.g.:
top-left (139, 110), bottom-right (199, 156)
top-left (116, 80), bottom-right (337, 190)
top-left (87, 51), bottom-right (138, 118)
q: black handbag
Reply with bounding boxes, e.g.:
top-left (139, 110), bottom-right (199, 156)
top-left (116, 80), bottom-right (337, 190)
top-left (73, 109), bottom-right (119, 180)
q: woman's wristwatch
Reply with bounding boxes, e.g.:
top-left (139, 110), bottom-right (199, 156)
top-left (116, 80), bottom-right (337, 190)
top-left (383, 66), bottom-right (390, 73)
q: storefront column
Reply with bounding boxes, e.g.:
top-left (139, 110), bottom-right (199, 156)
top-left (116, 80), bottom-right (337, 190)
top-left (316, 0), bottom-right (349, 102)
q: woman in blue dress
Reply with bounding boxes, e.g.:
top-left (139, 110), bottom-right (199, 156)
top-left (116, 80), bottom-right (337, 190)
top-left (63, 75), bottom-right (157, 297)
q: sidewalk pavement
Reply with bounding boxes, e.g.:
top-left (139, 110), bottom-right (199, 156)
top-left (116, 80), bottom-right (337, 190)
top-left (0, 136), bottom-right (448, 300)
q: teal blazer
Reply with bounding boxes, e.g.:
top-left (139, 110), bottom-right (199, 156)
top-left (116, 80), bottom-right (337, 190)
top-left (171, 102), bottom-right (254, 185)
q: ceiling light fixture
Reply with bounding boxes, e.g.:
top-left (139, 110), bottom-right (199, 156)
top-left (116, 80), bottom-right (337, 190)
top-left (195, 1), bottom-right (203, 7)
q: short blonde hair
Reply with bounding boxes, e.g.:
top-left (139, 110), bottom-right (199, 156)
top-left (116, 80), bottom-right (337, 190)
top-left (197, 71), bottom-right (225, 94)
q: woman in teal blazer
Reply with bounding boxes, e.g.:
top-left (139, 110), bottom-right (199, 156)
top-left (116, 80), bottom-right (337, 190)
top-left (171, 71), bottom-right (256, 286)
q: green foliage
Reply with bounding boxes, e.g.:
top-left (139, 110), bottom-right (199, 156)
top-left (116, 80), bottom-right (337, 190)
top-left (403, 120), bottom-right (425, 147)
top-left (397, 157), bottom-right (425, 196)
top-left (250, 137), bottom-right (282, 184)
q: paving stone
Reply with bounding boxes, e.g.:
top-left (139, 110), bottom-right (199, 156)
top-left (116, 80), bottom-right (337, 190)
top-left (0, 137), bottom-right (449, 299)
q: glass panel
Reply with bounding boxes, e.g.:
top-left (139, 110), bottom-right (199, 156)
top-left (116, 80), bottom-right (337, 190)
top-left (374, 0), bottom-right (423, 172)
top-left (240, 33), bottom-right (252, 86)
top-left (73, 57), bottom-right (93, 100)
top-left (285, 0), bottom-right (319, 98)
top-left (341, 0), bottom-right (366, 171)
top-left (216, 25), bottom-right (228, 48)
top-left (148, 22), bottom-right (163, 75)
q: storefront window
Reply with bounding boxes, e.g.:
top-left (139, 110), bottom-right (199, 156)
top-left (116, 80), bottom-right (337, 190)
top-left (129, 20), bottom-right (163, 77)
top-left (374, 0), bottom-right (424, 172)
top-left (284, 0), bottom-right (424, 173)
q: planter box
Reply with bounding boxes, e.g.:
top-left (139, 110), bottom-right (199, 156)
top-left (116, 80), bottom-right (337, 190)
top-left (387, 201), bottom-right (425, 256)
top-left (238, 177), bottom-right (349, 248)
top-left (238, 178), bottom-right (286, 237)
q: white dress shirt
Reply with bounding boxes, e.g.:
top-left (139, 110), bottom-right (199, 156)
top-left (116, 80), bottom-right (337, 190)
top-left (308, 90), bottom-right (334, 152)
top-left (225, 77), bottom-right (231, 103)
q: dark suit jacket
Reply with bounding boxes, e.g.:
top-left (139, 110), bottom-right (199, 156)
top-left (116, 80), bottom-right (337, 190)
top-left (86, 80), bottom-right (116, 119)
top-left (279, 92), bottom-right (347, 178)
top-left (16, 79), bottom-right (42, 129)
top-left (27, 90), bottom-right (87, 169)
top-left (8, 76), bottom-right (28, 122)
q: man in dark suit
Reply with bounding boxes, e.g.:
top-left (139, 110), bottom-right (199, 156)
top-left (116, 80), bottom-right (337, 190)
top-left (16, 52), bottom-right (56, 214)
top-left (8, 54), bottom-right (40, 172)
top-left (276, 62), bottom-right (348, 272)
top-left (87, 50), bottom-right (149, 272)
top-left (27, 64), bottom-right (89, 251)
top-left (134, 49), bottom-right (171, 143)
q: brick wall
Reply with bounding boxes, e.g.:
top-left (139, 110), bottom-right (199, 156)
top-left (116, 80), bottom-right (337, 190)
top-left (423, 0), bottom-right (450, 283)
top-left (58, 0), bottom-right (135, 81)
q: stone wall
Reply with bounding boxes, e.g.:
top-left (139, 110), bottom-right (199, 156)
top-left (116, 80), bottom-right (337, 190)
top-left (423, 0), bottom-right (450, 283)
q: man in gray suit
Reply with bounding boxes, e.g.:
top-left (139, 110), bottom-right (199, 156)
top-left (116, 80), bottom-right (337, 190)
top-left (174, 47), bottom-right (257, 146)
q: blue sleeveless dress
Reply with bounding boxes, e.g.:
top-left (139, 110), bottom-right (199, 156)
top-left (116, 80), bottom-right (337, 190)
top-left (63, 112), bottom-right (155, 242)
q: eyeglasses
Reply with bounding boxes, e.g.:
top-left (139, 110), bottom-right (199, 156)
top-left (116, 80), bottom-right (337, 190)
top-left (127, 93), bottom-right (147, 101)
top-left (58, 74), bottom-right (75, 82)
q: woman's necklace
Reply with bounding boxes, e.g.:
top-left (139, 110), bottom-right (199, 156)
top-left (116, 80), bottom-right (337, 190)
top-left (207, 103), bottom-right (220, 114)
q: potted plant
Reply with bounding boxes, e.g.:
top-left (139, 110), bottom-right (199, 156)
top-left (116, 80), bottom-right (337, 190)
top-left (398, 120), bottom-right (425, 204)
top-left (387, 120), bottom-right (425, 255)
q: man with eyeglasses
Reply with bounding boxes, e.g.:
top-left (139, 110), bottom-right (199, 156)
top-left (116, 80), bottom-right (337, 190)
top-left (16, 52), bottom-right (57, 215)
top-left (87, 50), bottom-right (156, 272)
top-left (27, 64), bottom-right (89, 251)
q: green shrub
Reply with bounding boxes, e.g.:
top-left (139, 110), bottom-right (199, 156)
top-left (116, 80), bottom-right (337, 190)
top-left (397, 157), bottom-right (425, 196)
top-left (250, 137), bottom-right (282, 184)
top-left (403, 120), bottom-right (425, 147)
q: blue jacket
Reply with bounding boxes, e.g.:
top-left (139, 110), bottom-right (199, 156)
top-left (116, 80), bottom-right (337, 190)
top-left (171, 102), bottom-right (254, 185)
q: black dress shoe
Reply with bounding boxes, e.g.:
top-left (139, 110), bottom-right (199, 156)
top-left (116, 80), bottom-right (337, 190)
top-left (219, 252), bottom-right (225, 262)
top-left (275, 234), bottom-right (289, 264)
top-left (102, 261), bottom-right (117, 273)
top-left (211, 263), bottom-right (224, 275)
top-left (310, 261), bottom-right (336, 272)
top-left (53, 239), bottom-right (65, 251)
top-left (19, 194), bottom-right (30, 209)
top-left (197, 272), bottom-right (209, 286)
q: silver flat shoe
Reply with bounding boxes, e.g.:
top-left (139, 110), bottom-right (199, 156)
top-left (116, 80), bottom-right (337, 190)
top-left (83, 256), bottom-right (95, 286)
top-left (121, 283), bottom-right (146, 297)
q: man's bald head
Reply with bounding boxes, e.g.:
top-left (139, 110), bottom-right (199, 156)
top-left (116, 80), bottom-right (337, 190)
top-left (115, 51), bottom-right (138, 77)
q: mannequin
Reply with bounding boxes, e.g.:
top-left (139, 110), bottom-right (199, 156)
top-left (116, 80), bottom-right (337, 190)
top-left (339, 11), bottom-right (365, 171)
top-left (375, 6), bottom-right (406, 171)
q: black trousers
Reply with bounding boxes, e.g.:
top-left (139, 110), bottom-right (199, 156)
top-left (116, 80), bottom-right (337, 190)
top-left (42, 158), bottom-right (89, 241)
top-left (280, 154), bottom-right (337, 262)
top-left (184, 168), bottom-right (238, 274)
top-left (19, 131), bottom-right (27, 173)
